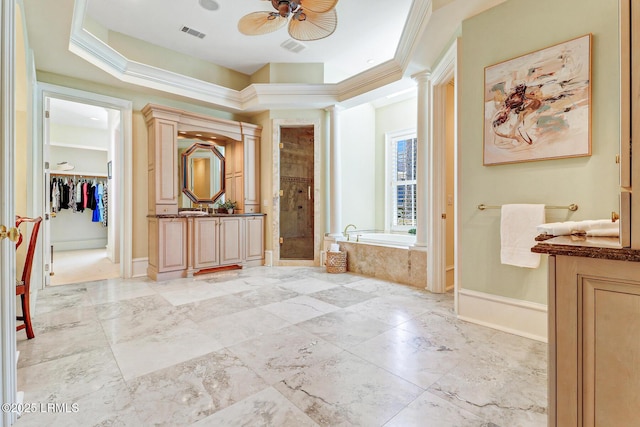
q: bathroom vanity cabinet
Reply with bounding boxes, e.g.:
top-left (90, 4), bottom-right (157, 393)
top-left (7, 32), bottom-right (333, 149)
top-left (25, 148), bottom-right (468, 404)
top-left (148, 214), bottom-right (265, 280)
top-left (148, 217), bottom-right (187, 274)
top-left (532, 238), bottom-right (640, 427)
top-left (142, 103), bottom-right (261, 215)
top-left (245, 215), bottom-right (265, 261)
top-left (147, 116), bottom-right (179, 215)
top-left (143, 103), bottom-right (264, 280)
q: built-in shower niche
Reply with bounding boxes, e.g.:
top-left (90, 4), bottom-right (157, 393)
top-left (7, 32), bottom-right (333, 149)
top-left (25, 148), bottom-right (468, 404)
top-left (279, 126), bottom-right (314, 260)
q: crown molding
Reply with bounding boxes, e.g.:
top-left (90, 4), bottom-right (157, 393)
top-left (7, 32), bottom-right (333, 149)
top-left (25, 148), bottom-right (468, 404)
top-left (396, 0), bottom-right (434, 70)
top-left (69, 0), bottom-right (431, 112)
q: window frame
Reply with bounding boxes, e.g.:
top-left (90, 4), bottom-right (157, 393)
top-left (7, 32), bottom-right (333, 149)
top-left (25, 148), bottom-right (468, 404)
top-left (385, 129), bottom-right (418, 232)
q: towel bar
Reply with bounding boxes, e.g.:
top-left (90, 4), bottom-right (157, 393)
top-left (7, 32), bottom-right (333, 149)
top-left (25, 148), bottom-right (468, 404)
top-left (477, 203), bottom-right (578, 211)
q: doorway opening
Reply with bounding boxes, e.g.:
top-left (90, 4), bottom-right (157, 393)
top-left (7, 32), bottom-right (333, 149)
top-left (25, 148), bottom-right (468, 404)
top-left (279, 126), bottom-right (315, 260)
top-left (444, 79), bottom-right (455, 290)
top-left (45, 97), bottom-right (121, 286)
top-left (35, 83), bottom-right (133, 288)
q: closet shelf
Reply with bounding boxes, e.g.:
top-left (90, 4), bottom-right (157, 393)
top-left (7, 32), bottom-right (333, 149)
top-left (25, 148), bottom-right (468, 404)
top-left (50, 170), bottom-right (107, 178)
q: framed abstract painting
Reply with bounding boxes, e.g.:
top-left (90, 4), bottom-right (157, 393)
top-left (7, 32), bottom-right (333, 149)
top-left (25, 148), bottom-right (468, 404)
top-left (483, 34), bottom-right (592, 165)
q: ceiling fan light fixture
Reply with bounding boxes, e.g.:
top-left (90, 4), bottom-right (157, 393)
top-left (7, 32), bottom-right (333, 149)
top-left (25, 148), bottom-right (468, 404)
top-left (293, 10), bottom-right (307, 21)
top-left (240, 0), bottom-right (339, 40)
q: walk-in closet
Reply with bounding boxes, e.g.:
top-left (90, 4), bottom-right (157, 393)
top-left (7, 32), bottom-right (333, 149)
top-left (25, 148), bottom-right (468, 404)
top-left (45, 97), bottom-right (121, 285)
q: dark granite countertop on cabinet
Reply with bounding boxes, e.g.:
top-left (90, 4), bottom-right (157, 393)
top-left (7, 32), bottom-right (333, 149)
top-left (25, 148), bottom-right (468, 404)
top-left (532, 235), bottom-right (640, 262)
top-left (149, 213), bottom-right (266, 218)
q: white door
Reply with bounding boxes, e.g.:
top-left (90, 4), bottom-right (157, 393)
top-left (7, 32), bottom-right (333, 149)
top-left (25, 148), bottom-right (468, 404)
top-left (42, 97), bottom-right (51, 285)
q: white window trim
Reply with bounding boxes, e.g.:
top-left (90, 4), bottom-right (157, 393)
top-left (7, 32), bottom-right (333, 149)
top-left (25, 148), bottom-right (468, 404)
top-left (385, 128), bottom-right (417, 233)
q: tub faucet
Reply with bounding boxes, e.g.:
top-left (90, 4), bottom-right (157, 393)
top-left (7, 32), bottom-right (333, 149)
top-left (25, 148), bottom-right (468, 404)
top-left (343, 224), bottom-right (356, 241)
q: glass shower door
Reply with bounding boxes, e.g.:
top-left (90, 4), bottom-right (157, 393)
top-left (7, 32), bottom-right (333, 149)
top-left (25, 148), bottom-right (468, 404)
top-left (279, 126), bottom-right (314, 260)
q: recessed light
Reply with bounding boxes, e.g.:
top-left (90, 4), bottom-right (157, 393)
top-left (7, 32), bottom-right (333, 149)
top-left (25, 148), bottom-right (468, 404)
top-left (89, 117), bottom-right (99, 121)
top-left (199, 0), bottom-right (219, 11)
top-left (367, 59), bottom-right (376, 64)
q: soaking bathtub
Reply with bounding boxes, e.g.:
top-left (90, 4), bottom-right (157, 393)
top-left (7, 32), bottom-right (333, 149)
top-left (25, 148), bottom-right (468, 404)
top-left (338, 231), bottom-right (425, 288)
top-left (353, 232), bottom-right (416, 247)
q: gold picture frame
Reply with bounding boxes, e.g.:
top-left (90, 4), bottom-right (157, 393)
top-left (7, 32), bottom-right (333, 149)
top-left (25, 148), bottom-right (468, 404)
top-left (483, 34), bottom-right (592, 166)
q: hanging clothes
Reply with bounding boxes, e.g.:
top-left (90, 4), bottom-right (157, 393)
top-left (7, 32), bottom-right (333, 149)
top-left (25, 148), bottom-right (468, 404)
top-left (87, 182), bottom-right (96, 211)
top-left (51, 177), bottom-right (60, 213)
top-left (92, 182), bottom-right (103, 223)
top-left (76, 179), bottom-right (84, 212)
top-left (82, 181), bottom-right (89, 210)
top-left (102, 182), bottom-right (108, 227)
top-left (60, 179), bottom-right (70, 210)
top-left (69, 178), bottom-right (77, 213)
top-left (49, 175), bottom-right (108, 228)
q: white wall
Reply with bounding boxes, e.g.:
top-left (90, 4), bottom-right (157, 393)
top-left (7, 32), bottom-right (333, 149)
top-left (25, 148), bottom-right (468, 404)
top-left (338, 97), bottom-right (419, 234)
top-left (340, 103), bottom-right (377, 231)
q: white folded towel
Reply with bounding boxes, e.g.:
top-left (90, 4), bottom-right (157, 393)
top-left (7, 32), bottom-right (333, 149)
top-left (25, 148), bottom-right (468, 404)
top-left (501, 204), bottom-right (545, 268)
top-left (536, 219), bottom-right (618, 237)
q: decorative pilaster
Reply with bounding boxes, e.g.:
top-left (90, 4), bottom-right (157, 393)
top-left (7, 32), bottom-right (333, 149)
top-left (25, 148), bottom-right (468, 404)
top-left (326, 105), bottom-right (343, 238)
top-left (412, 71), bottom-right (432, 249)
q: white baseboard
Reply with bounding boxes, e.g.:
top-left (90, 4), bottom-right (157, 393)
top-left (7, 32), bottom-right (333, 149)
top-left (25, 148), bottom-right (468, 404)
top-left (52, 238), bottom-right (107, 251)
top-left (132, 257), bottom-right (149, 278)
top-left (457, 288), bottom-right (547, 342)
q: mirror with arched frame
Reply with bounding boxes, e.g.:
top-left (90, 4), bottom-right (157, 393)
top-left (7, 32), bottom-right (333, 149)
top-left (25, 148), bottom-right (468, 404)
top-left (180, 141), bottom-right (225, 205)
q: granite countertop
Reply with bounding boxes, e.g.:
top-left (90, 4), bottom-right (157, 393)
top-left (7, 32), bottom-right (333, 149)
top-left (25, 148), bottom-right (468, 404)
top-left (532, 235), bottom-right (640, 262)
top-left (151, 212), bottom-right (266, 218)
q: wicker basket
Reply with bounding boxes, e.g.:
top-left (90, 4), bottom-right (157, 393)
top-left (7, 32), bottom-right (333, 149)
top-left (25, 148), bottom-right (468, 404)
top-left (326, 251), bottom-right (347, 274)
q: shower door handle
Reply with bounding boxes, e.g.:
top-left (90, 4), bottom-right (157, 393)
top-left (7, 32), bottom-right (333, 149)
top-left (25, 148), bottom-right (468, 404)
top-left (307, 186), bottom-right (311, 200)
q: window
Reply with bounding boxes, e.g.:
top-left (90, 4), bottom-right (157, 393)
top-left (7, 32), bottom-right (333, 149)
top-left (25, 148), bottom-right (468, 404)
top-left (386, 130), bottom-right (417, 231)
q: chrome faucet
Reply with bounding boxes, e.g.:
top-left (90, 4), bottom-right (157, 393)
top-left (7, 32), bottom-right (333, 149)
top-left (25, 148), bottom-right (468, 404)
top-left (343, 224), bottom-right (356, 241)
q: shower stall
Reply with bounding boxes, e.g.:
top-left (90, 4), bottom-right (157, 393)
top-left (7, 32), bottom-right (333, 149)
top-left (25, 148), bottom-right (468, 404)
top-left (279, 126), bottom-right (314, 260)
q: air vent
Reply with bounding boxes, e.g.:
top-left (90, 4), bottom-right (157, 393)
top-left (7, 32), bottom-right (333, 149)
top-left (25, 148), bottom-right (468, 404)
top-left (180, 26), bottom-right (206, 39)
top-left (280, 39), bottom-right (307, 53)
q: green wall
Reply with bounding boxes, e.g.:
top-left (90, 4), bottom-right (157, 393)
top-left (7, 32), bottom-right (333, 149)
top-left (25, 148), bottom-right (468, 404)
top-left (459, 0), bottom-right (620, 303)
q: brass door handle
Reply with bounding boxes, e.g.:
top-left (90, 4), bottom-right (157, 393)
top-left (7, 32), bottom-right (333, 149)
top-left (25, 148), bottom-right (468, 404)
top-left (0, 225), bottom-right (20, 242)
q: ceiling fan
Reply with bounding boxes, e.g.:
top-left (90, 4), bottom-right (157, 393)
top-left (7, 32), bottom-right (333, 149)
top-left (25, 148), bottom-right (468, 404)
top-left (238, 0), bottom-right (339, 41)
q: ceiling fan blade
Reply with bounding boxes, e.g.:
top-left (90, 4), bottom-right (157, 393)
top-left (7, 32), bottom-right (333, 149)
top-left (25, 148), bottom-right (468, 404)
top-left (288, 8), bottom-right (337, 41)
top-left (299, 0), bottom-right (338, 13)
top-left (238, 11), bottom-right (287, 36)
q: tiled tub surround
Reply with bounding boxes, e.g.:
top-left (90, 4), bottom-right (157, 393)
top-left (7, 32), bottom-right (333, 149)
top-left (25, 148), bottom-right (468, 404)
top-left (340, 241), bottom-right (427, 288)
top-left (15, 267), bottom-right (546, 426)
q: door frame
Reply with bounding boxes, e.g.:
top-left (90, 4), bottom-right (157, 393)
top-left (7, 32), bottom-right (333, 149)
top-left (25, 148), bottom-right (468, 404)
top-left (1, 0), bottom-right (17, 424)
top-left (428, 41), bottom-right (457, 295)
top-left (272, 118), bottom-right (321, 266)
top-left (35, 83), bottom-right (133, 286)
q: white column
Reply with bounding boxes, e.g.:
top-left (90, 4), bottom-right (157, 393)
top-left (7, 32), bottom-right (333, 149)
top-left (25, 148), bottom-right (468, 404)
top-left (327, 105), bottom-right (343, 238)
top-left (412, 71), bottom-right (431, 249)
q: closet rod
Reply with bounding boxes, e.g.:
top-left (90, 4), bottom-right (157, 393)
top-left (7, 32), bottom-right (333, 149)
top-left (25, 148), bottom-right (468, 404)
top-left (477, 203), bottom-right (579, 211)
top-left (50, 171), bottom-right (107, 179)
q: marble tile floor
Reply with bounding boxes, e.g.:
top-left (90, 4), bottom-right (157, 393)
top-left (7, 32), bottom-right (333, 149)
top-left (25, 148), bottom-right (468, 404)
top-left (15, 266), bottom-right (547, 427)
top-left (49, 248), bottom-right (120, 286)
